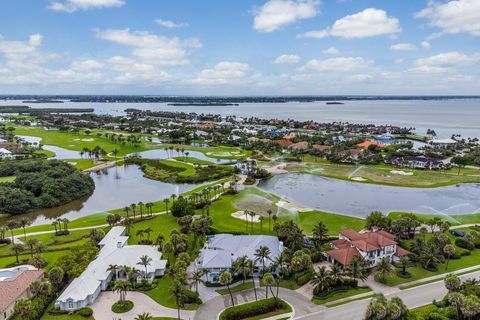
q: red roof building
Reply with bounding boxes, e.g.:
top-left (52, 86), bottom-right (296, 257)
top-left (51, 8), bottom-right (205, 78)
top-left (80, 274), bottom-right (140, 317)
top-left (325, 229), bottom-right (409, 267)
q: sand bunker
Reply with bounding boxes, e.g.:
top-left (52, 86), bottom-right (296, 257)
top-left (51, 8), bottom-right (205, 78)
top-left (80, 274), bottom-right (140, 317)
top-left (264, 164), bottom-right (288, 174)
top-left (81, 138), bottom-right (94, 142)
top-left (351, 176), bottom-right (367, 182)
top-left (235, 194), bottom-right (276, 214)
top-left (276, 200), bottom-right (311, 212)
top-left (390, 170), bottom-right (414, 176)
top-left (231, 210), bottom-right (261, 222)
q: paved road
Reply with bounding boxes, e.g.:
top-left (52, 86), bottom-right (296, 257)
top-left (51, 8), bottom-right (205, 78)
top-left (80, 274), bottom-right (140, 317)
top-left (294, 270), bottom-right (480, 320)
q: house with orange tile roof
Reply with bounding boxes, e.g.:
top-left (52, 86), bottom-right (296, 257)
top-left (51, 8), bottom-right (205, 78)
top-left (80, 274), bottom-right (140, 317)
top-left (272, 139), bottom-right (293, 148)
top-left (357, 140), bottom-right (386, 149)
top-left (288, 141), bottom-right (309, 152)
top-left (325, 229), bottom-right (409, 268)
top-left (0, 265), bottom-right (44, 320)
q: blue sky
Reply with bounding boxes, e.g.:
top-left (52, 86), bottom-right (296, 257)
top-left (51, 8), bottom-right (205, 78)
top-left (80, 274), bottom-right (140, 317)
top-left (0, 0), bottom-right (479, 95)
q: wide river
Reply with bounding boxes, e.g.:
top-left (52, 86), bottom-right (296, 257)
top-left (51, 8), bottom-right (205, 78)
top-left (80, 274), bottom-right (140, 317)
top-left (2, 99), bottom-right (480, 138)
top-left (258, 174), bottom-right (480, 219)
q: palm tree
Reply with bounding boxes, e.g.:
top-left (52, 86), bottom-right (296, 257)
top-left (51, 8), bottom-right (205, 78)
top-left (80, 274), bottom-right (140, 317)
top-left (375, 258), bottom-right (395, 283)
top-left (144, 227), bottom-right (153, 242)
top-left (124, 206), bottom-right (130, 219)
top-left (10, 243), bottom-right (24, 264)
top-left (112, 148), bottom-right (119, 162)
top-left (135, 312), bottom-right (153, 320)
top-left (398, 256), bottom-right (410, 276)
top-left (312, 221), bottom-right (328, 246)
top-left (310, 266), bottom-right (332, 295)
top-left (13, 298), bottom-right (32, 319)
top-left (137, 255), bottom-right (152, 279)
top-left (233, 256), bottom-right (250, 284)
top-left (267, 209), bottom-right (273, 231)
top-left (444, 244), bottom-right (456, 271)
top-left (107, 264), bottom-right (119, 280)
top-left (25, 238), bottom-right (39, 257)
top-left (113, 279), bottom-right (131, 303)
top-left (19, 218), bottom-right (31, 241)
top-left (6, 220), bottom-right (18, 244)
top-left (246, 259), bottom-right (257, 301)
top-left (258, 216), bottom-right (265, 231)
top-left (244, 210), bottom-right (249, 232)
top-left (138, 202), bottom-right (144, 219)
top-left (219, 270), bottom-right (234, 306)
top-left (254, 246), bottom-right (271, 275)
top-left (131, 203), bottom-right (137, 220)
top-left (164, 198), bottom-right (170, 214)
top-left (329, 264), bottom-right (343, 285)
top-left (62, 218), bottom-right (70, 233)
top-left (249, 211), bottom-right (256, 233)
top-left (262, 272), bottom-right (276, 299)
top-left (171, 279), bottom-right (184, 320)
top-left (136, 229), bottom-right (145, 242)
top-left (189, 269), bottom-right (205, 293)
top-left (346, 257), bottom-right (367, 282)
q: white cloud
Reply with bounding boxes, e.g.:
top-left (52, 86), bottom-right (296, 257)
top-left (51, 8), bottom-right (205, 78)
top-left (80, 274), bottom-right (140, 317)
top-left (345, 74), bottom-right (374, 83)
top-left (395, 58), bottom-right (405, 64)
top-left (155, 19), bottom-right (188, 29)
top-left (297, 57), bottom-right (373, 72)
top-left (390, 43), bottom-right (417, 51)
top-left (70, 59), bottom-right (103, 71)
top-left (253, 0), bottom-right (319, 33)
top-left (415, 51), bottom-right (480, 67)
top-left (94, 28), bottom-right (201, 66)
top-left (192, 61), bottom-right (251, 85)
top-left (420, 41), bottom-right (431, 49)
top-left (273, 54), bottom-right (300, 64)
top-left (322, 47), bottom-right (339, 55)
top-left (407, 65), bottom-right (450, 75)
top-left (48, 0), bottom-right (125, 13)
top-left (299, 8), bottom-right (401, 39)
top-left (415, 0), bottom-right (480, 37)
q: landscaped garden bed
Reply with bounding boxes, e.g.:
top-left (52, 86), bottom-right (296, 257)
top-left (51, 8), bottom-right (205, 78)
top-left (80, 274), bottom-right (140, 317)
top-left (219, 298), bottom-right (291, 320)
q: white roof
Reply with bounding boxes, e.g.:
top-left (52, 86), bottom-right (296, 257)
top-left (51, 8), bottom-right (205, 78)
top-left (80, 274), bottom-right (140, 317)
top-left (431, 138), bottom-right (456, 144)
top-left (198, 234), bottom-right (283, 269)
top-left (57, 227), bottom-right (167, 303)
top-left (0, 148), bottom-right (11, 154)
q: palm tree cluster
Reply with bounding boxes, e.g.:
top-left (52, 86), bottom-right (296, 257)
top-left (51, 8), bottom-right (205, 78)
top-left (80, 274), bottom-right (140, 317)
top-left (442, 274), bottom-right (480, 320)
top-left (51, 218), bottom-right (70, 236)
top-left (310, 258), bottom-right (368, 296)
top-left (135, 227), bottom-right (153, 244)
top-left (364, 294), bottom-right (408, 320)
top-left (102, 132), bottom-right (143, 147)
top-left (79, 145), bottom-right (108, 161)
top-left (409, 232), bottom-right (454, 272)
top-left (162, 146), bottom-right (188, 159)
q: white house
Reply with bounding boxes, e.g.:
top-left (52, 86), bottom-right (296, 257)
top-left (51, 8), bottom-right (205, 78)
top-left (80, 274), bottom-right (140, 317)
top-left (431, 138), bottom-right (457, 148)
top-left (55, 227), bottom-right (167, 311)
top-left (196, 234), bottom-right (284, 283)
top-left (0, 148), bottom-right (12, 159)
top-left (325, 229), bottom-right (409, 268)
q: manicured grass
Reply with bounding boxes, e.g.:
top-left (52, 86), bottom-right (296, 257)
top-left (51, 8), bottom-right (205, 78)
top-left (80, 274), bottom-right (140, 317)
top-left (0, 249), bottom-right (69, 268)
top-left (160, 143), bottom-right (250, 160)
top-left (312, 287), bottom-right (372, 305)
top-left (208, 187), bottom-right (364, 236)
top-left (64, 158), bottom-right (98, 170)
top-left (14, 125), bottom-right (153, 156)
top-left (385, 231), bottom-right (480, 286)
top-left (389, 212), bottom-right (480, 226)
top-left (216, 282), bottom-right (254, 295)
top-left (287, 155), bottom-right (480, 187)
top-left (145, 275), bottom-right (198, 310)
top-left (175, 156), bottom-right (214, 165)
top-left (127, 215), bottom-right (180, 245)
top-left (0, 175), bottom-right (15, 183)
top-left (19, 228), bottom-right (92, 245)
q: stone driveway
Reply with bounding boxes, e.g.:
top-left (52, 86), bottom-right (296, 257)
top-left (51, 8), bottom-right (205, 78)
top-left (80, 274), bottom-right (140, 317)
top-left (91, 291), bottom-right (196, 320)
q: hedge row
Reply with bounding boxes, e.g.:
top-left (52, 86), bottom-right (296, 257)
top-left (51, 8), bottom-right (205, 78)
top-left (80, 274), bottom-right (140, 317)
top-left (220, 298), bottom-right (289, 320)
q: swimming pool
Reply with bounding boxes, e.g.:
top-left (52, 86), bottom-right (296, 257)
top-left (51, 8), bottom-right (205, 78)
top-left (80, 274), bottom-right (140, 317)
top-left (0, 266), bottom-right (30, 280)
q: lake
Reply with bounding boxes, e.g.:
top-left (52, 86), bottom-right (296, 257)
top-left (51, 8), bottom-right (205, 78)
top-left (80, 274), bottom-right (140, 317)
top-left (0, 165), bottom-right (199, 226)
top-left (3, 99), bottom-right (480, 138)
top-left (258, 173), bottom-right (480, 219)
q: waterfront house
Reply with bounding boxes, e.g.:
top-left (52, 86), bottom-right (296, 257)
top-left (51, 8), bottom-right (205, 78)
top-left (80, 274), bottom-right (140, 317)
top-left (196, 234), bottom-right (284, 283)
top-left (357, 140), bottom-right (386, 149)
top-left (55, 227), bottom-right (167, 311)
top-left (389, 156), bottom-right (445, 170)
top-left (288, 141), bottom-right (309, 152)
top-left (325, 229), bottom-right (409, 268)
top-left (0, 148), bottom-right (12, 159)
top-left (0, 266), bottom-right (44, 320)
top-left (431, 138), bottom-right (457, 149)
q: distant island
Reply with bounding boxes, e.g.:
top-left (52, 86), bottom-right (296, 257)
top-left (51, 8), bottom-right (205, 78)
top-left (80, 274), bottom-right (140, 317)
top-left (167, 103), bottom-right (239, 106)
top-left (22, 100), bottom-right (64, 103)
top-left (326, 101), bottom-right (345, 105)
top-left (0, 105), bottom-right (93, 114)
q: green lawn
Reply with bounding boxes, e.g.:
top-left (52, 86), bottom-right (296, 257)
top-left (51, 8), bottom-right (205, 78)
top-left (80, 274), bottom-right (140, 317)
top-left (0, 176), bottom-right (15, 183)
top-left (385, 230), bottom-right (480, 286)
top-left (389, 212), bottom-right (480, 226)
top-left (0, 249), bottom-right (69, 268)
top-left (127, 215), bottom-right (180, 245)
top-left (208, 187), bottom-right (364, 236)
top-left (41, 314), bottom-right (94, 320)
top-left (145, 275), bottom-right (198, 310)
top-left (312, 287), bottom-right (372, 305)
top-left (287, 155), bottom-right (480, 188)
top-left (175, 156), bottom-right (214, 165)
top-left (159, 143), bottom-right (250, 160)
top-left (64, 158), bottom-right (98, 170)
top-left (216, 282), bottom-right (254, 295)
top-left (13, 125), bottom-right (153, 156)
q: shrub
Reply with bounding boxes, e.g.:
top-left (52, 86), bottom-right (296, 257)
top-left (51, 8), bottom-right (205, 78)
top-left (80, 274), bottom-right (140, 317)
top-left (111, 300), bottom-right (134, 313)
top-left (78, 307), bottom-right (93, 317)
top-left (455, 238), bottom-right (474, 250)
top-left (474, 239), bottom-right (480, 249)
top-left (184, 289), bottom-right (202, 304)
top-left (294, 269), bottom-right (314, 286)
top-left (219, 298), bottom-right (290, 320)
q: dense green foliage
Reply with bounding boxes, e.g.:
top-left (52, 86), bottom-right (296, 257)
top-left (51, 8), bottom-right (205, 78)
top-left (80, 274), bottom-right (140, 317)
top-left (219, 298), bottom-right (290, 320)
top-left (125, 157), bottom-right (234, 183)
top-left (111, 300), bottom-right (134, 313)
top-left (0, 160), bottom-right (94, 214)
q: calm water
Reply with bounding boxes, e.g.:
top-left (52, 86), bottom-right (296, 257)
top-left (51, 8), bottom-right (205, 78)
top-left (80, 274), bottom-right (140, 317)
top-left (258, 174), bottom-right (480, 218)
top-left (3, 99), bottom-right (480, 138)
top-left (0, 165), bottom-right (199, 226)
top-left (18, 135), bottom-right (80, 160)
top-left (133, 149), bottom-right (230, 164)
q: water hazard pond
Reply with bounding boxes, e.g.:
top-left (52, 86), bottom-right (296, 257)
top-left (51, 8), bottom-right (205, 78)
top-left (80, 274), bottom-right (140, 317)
top-left (1, 165), bottom-right (199, 226)
top-left (258, 173), bottom-right (480, 218)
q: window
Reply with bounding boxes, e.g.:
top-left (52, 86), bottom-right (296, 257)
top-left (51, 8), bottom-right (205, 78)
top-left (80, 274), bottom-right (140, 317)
top-left (68, 301), bottom-right (74, 309)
